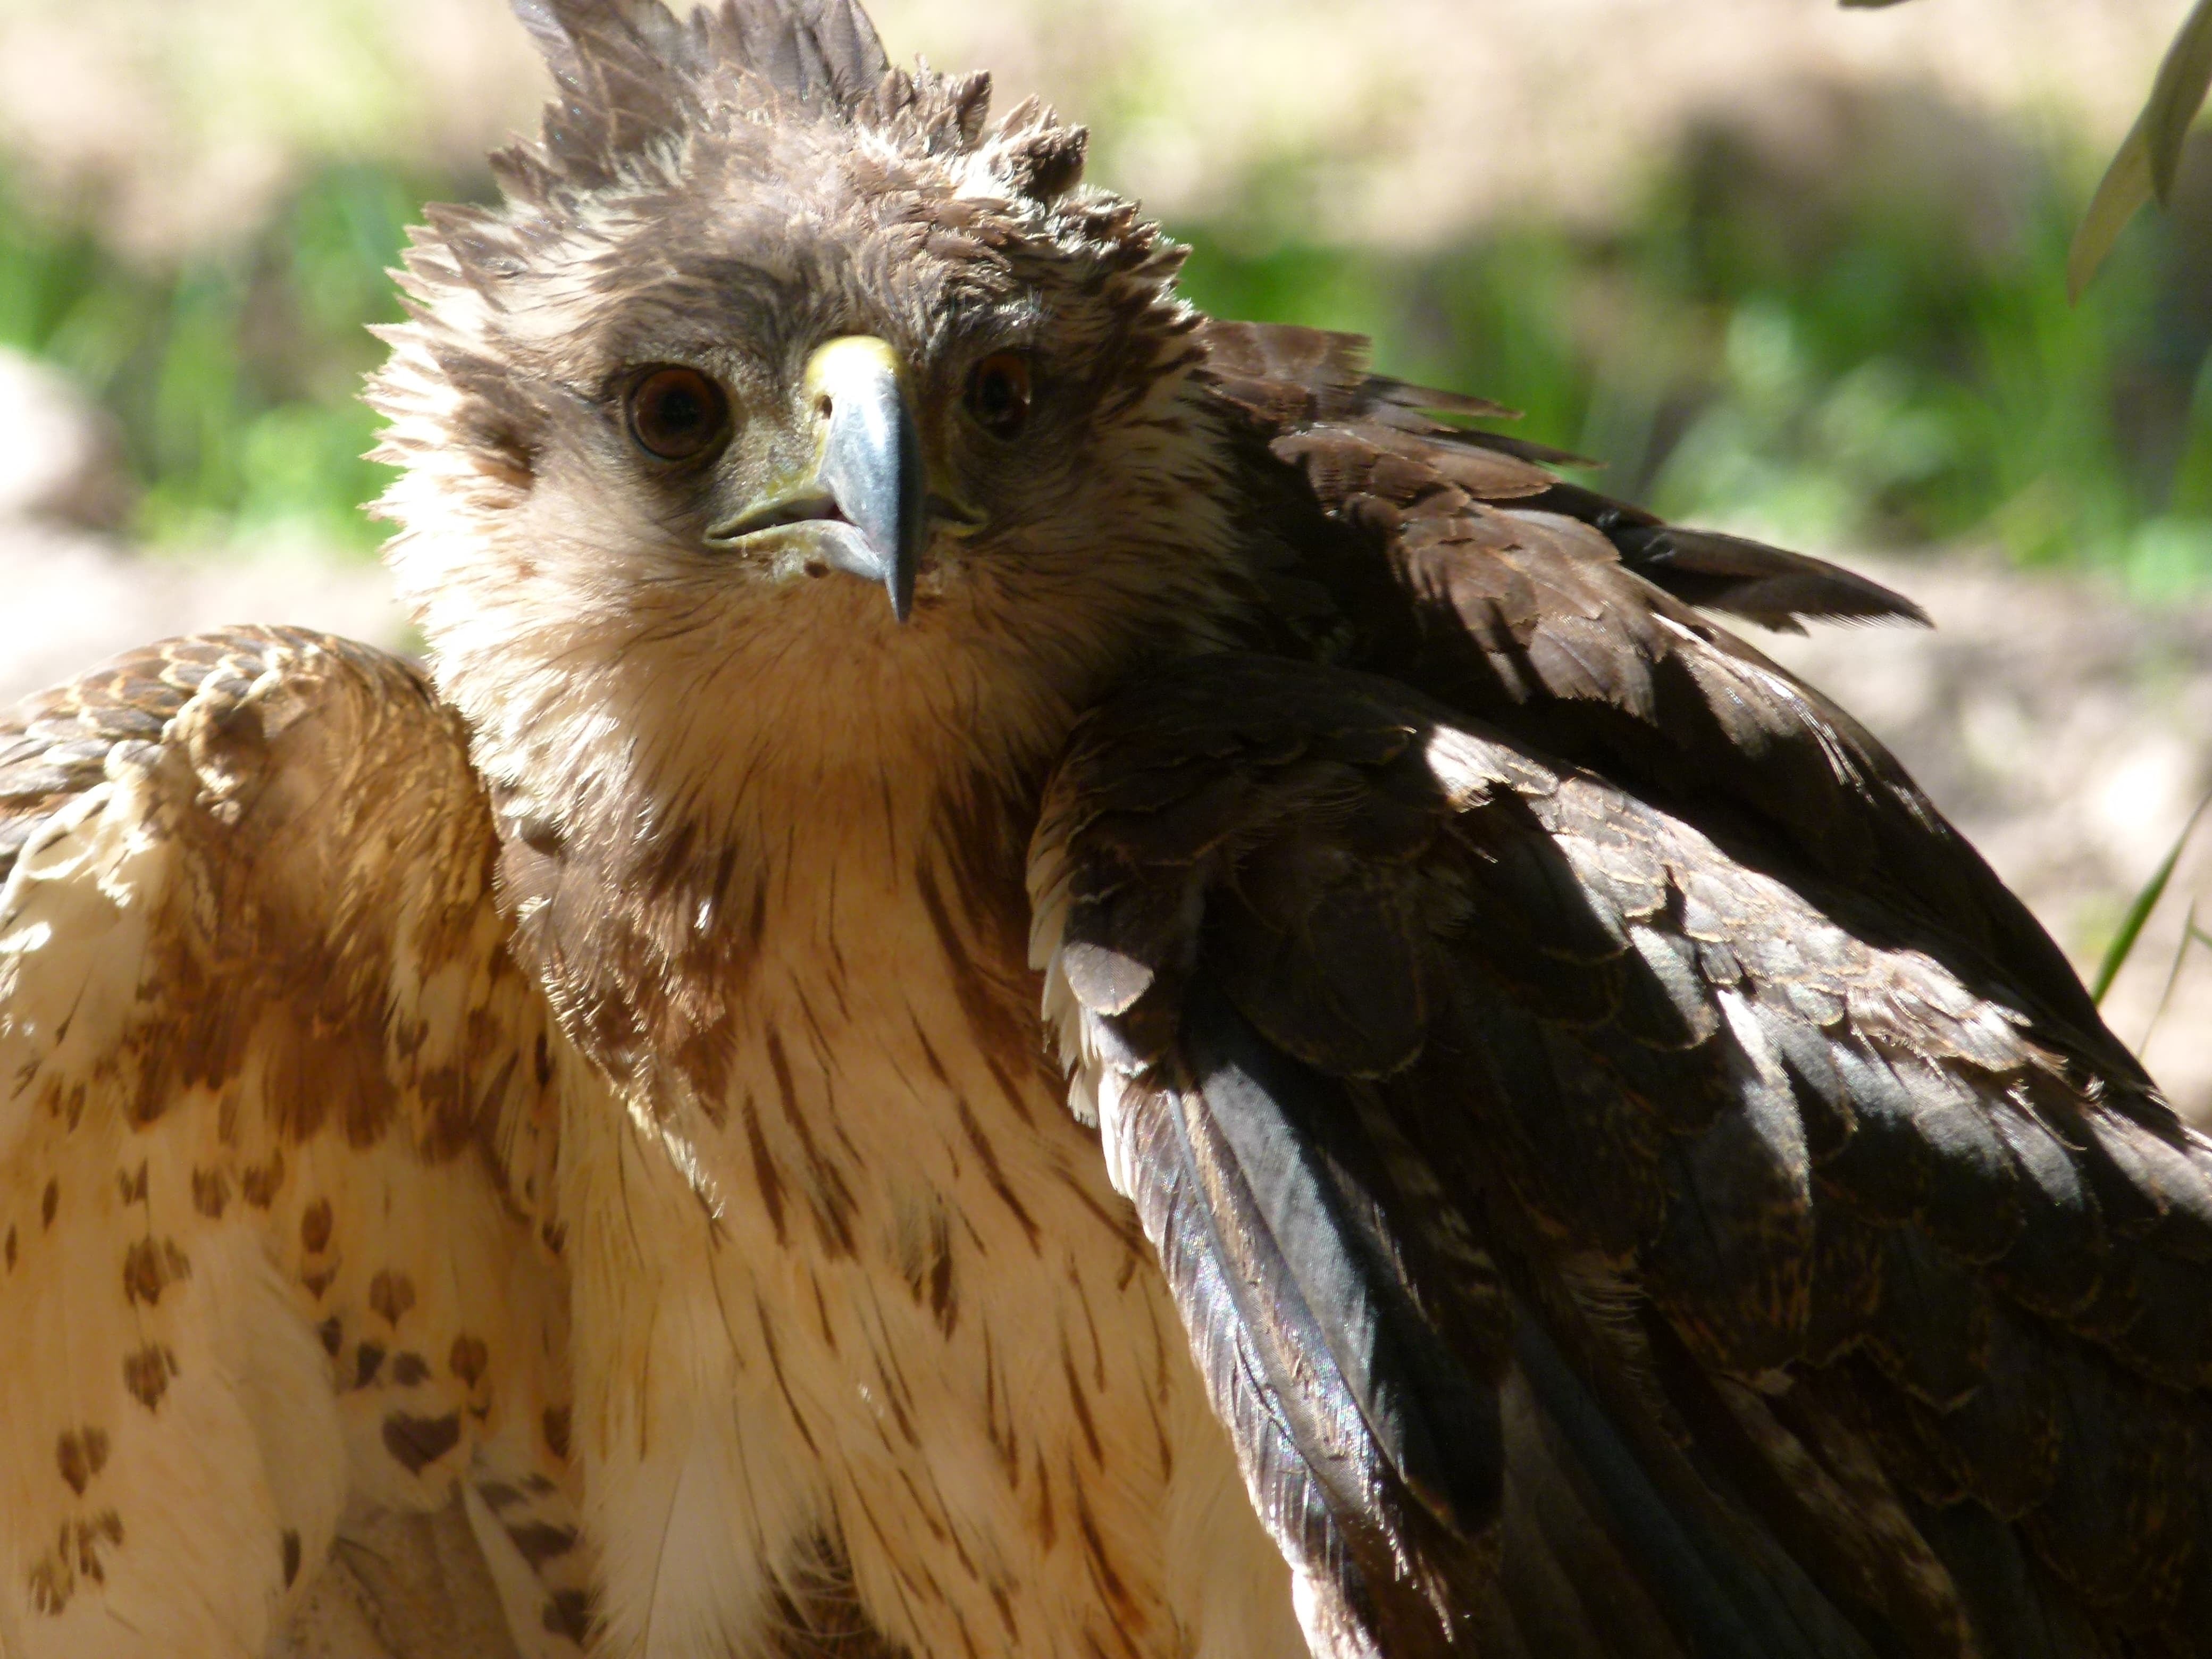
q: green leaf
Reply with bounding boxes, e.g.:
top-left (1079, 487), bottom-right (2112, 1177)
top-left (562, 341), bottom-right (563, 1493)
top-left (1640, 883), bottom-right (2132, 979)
top-left (2143, 0), bottom-right (2212, 204)
top-left (2093, 784), bottom-right (2212, 1005)
top-left (2138, 897), bottom-right (2210, 1055)
top-left (2070, 125), bottom-right (2155, 302)
top-left (2068, 0), bottom-right (2212, 299)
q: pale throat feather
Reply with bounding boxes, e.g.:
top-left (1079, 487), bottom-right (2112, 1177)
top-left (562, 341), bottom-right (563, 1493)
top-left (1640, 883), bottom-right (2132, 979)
top-left (495, 572), bottom-right (1281, 1659)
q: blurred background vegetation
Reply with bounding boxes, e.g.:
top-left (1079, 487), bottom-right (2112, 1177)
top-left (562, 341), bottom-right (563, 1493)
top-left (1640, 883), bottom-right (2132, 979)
top-left (0, 0), bottom-right (2205, 590)
top-left (0, 163), bottom-right (432, 550)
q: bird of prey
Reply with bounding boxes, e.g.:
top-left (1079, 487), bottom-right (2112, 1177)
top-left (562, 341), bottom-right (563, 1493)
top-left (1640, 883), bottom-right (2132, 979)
top-left (2, 3), bottom-right (2207, 1657)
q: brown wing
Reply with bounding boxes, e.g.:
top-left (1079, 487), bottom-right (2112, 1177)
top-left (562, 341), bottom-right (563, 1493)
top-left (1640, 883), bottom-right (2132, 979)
top-left (1197, 320), bottom-right (2118, 1090)
top-left (1199, 316), bottom-right (1930, 633)
top-left (0, 629), bottom-right (583, 1658)
top-left (1032, 653), bottom-right (2208, 1659)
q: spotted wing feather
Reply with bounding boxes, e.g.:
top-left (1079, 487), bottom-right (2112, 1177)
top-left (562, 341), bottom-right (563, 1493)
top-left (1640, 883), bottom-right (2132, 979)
top-left (0, 629), bottom-right (581, 1659)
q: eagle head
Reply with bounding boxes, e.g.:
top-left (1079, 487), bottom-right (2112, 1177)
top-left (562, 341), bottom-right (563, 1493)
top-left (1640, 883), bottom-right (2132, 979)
top-left (370, 0), bottom-right (1259, 847)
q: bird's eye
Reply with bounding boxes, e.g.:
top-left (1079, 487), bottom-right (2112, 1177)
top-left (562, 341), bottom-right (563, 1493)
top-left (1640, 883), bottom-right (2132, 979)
top-left (625, 365), bottom-right (730, 462)
top-left (965, 352), bottom-right (1033, 440)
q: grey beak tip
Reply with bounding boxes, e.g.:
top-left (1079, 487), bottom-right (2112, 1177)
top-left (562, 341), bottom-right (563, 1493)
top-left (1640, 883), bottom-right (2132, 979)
top-left (813, 359), bottom-right (924, 627)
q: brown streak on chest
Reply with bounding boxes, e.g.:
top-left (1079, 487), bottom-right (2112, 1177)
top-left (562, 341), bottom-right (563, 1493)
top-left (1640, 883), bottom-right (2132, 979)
top-left (753, 1291), bottom-right (822, 1456)
top-left (948, 1090), bottom-right (1042, 1251)
top-left (915, 1209), bottom-right (958, 1335)
top-left (1059, 1335), bottom-right (1104, 1467)
top-left (1070, 1486), bottom-right (1145, 1650)
top-left (911, 855), bottom-right (1045, 1132)
top-left (739, 1092), bottom-right (789, 1246)
top-left (764, 1026), bottom-right (858, 1256)
top-left (981, 1323), bottom-right (1019, 1478)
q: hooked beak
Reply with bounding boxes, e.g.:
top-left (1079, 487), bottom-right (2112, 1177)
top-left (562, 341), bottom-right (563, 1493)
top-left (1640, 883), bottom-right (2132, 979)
top-left (708, 336), bottom-right (927, 621)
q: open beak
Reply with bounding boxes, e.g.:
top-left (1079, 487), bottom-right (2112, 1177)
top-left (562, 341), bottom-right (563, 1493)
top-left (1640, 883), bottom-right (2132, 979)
top-left (708, 336), bottom-right (926, 621)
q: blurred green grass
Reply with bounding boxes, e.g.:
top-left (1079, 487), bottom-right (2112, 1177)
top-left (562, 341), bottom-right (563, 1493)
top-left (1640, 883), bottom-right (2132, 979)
top-left (0, 164), bottom-right (437, 553)
top-left (7, 90), bottom-right (2212, 588)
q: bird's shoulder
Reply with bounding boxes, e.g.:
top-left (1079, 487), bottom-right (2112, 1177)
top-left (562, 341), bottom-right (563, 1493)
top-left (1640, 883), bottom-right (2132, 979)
top-left (1193, 315), bottom-right (2114, 1063)
top-left (0, 622), bottom-right (555, 1182)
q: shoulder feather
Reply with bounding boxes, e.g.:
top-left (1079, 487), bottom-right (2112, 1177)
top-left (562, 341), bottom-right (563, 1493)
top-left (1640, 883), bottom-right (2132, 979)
top-left (1196, 317), bottom-right (2109, 1069)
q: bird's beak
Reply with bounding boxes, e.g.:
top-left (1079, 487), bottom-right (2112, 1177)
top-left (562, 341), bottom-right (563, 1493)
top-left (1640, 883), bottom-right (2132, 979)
top-left (709, 336), bottom-right (926, 622)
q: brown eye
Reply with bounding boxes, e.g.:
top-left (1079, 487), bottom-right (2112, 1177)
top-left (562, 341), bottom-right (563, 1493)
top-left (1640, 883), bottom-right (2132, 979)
top-left (966, 351), bottom-right (1033, 439)
top-left (625, 365), bottom-right (730, 462)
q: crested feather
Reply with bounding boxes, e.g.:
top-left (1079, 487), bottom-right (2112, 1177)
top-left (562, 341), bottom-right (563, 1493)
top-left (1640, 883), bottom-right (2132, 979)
top-left (509, 0), bottom-right (892, 184)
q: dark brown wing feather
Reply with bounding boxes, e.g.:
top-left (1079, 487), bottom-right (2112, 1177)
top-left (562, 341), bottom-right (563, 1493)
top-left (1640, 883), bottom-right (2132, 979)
top-left (1196, 318), bottom-right (2117, 1086)
top-left (1200, 318), bottom-right (1928, 629)
top-left (1035, 652), bottom-right (2209, 1659)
